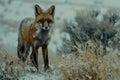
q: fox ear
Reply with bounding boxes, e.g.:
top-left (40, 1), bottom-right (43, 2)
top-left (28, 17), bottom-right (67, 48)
top-left (47, 5), bottom-right (55, 16)
top-left (34, 4), bottom-right (43, 16)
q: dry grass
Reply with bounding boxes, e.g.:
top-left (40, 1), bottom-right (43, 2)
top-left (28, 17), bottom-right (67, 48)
top-left (0, 42), bottom-right (120, 80)
top-left (58, 9), bottom-right (120, 80)
top-left (57, 41), bottom-right (120, 80)
top-left (0, 48), bottom-right (40, 79)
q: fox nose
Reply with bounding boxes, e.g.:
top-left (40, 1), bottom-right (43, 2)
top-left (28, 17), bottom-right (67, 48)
top-left (42, 26), bottom-right (49, 30)
top-left (45, 27), bottom-right (48, 29)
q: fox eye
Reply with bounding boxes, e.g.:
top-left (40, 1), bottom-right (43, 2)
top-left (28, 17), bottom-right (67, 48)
top-left (39, 23), bottom-right (42, 26)
top-left (38, 19), bottom-right (43, 23)
top-left (48, 19), bottom-right (53, 23)
top-left (49, 23), bottom-right (53, 26)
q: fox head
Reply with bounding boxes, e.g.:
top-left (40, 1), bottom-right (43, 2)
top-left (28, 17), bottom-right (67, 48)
top-left (34, 4), bottom-right (55, 31)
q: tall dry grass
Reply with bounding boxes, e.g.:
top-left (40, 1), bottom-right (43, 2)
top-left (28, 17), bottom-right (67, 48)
top-left (57, 40), bottom-right (120, 80)
top-left (58, 9), bottom-right (120, 80)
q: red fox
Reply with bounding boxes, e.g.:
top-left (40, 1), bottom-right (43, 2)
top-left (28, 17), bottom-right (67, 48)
top-left (17, 4), bottom-right (55, 70)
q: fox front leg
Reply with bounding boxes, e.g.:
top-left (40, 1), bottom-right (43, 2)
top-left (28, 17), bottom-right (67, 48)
top-left (42, 44), bottom-right (49, 71)
top-left (30, 44), bottom-right (39, 70)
